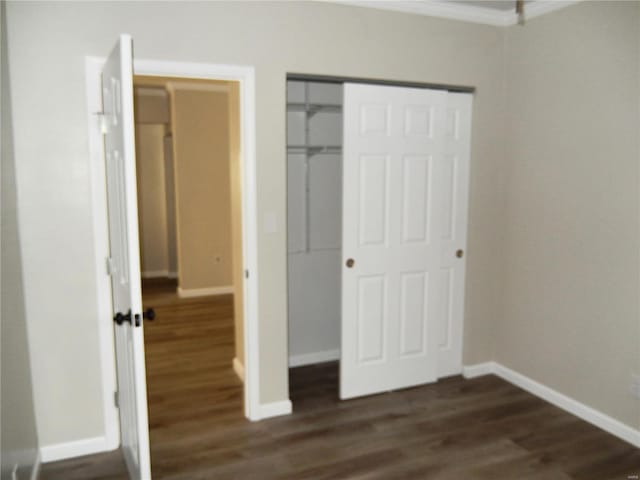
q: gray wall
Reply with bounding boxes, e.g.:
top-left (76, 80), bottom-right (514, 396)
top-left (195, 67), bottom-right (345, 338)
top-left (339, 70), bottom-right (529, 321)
top-left (4, 1), bottom-right (506, 448)
top-left (500, 1), bottom-right (640, 429)
top-left (1, 2), bottom-right (40, 477)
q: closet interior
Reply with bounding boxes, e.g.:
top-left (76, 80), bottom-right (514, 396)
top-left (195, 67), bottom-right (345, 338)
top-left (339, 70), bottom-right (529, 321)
top-left (287, 79), bottom-right (343, 368)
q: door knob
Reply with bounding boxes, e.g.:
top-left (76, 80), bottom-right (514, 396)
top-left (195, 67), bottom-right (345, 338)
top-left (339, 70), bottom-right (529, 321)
top-left (346, 258), bottom-right (355, 268)
top-left (456, 249), bottom-right (464, 258)
top-left (115, 308), bottom-right (155, 327)
top-left (133, 308), bottom-right (156, 327)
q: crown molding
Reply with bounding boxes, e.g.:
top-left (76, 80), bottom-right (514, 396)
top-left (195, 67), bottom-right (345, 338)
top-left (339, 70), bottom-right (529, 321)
top-left (327, 1), bottom-right (581, 27)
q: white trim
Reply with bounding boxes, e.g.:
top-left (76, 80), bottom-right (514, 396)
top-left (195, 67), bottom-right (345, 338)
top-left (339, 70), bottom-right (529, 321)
top-left (256, 400), bottom-right (292, 420)
top-left (30, 453), bottom-right (41, 480)
top-left (462, 362), bottom-right (640, 448)
top-left (168, 271), bottom-right (178, 279)
top-left (462, 361), bottom-right (495, 379)
top-left (289, 349), bottom-right (340, 367)
top-left (177, 285), bottom-right (233, 298)
top-left (329, 0), bottom-right (581, 27)
top-left (131, 59), bottom-right (261, 420)
top-left (166, 81), bottom-right (230, 93)
top-left (85, 56), bottom-right (121, 454)
top-left (40, 436), bottom-right (115, 463)
top-left (233, 357), bottom-right (245, 382)
top-left (493, 363), bottom-right (640, 449)
top-left (86, 57), bottom-right (261, 440)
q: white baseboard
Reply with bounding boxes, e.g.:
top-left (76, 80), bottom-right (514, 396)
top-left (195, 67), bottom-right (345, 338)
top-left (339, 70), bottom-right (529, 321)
top-left (289, 349), bottom-right (340, 367)
top-left (462, 361), bottom-right (496, 379)
top-left (256, 400), bottom-right (292, 420)
top-left (463, 361), bottom-right (640, 448)
top-left (31, 453), bottom-right (41, 480)
top-left (177, 285), bottom-right (233, 298)
top-left (40, 435), bottom-right (114, 463)
top-left (233, 357), bottom-right (245, 382)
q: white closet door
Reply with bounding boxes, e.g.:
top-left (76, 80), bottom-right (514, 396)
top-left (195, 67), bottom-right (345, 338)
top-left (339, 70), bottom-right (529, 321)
top-left (437, 93), bottom-right (472, 377)
top-left (340, 83), bottom-right (447, 399)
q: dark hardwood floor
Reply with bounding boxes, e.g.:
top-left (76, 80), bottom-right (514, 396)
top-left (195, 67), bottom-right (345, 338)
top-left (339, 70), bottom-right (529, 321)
top-left (41, 281), bottom-right (640, 479)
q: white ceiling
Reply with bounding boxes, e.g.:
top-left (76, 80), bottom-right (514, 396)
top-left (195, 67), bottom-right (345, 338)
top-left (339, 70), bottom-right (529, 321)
top-left (332, 0), bottom-right (579, 26)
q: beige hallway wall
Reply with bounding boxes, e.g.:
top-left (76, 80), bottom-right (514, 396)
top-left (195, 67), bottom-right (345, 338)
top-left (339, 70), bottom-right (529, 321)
top-left (500, 1), bottom-right (640, 429)
top-left (171, 86), bottom-right (233, 292)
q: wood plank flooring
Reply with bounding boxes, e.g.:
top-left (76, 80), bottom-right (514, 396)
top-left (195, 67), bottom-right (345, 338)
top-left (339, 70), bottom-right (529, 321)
top-left (41, 282), bottom-right (640, 479)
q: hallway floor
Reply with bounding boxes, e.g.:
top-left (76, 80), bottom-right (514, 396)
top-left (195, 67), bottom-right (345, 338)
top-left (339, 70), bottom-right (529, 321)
top-left (41, 282), bottom-right (640, 479)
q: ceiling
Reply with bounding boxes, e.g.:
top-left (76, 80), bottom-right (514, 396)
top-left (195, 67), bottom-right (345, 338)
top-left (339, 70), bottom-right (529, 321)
top-left (333, 0), bottom-right (578, 26)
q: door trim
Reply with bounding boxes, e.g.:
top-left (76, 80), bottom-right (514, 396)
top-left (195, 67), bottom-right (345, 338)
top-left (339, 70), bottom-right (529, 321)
top-left (85, 58), bottom-right (261, 450)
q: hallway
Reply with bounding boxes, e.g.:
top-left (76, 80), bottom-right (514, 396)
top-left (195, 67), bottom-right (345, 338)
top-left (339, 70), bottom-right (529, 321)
top-left (141, 279), bottom-right (244, 477)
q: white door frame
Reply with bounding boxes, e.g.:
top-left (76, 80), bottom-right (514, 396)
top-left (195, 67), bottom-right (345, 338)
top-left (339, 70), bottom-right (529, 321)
top-left (85, 57), bottom-right (261, 450)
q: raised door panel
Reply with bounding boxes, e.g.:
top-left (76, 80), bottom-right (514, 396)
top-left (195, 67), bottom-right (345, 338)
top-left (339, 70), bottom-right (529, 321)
top-left (358, 155), bottom-right (389, 247)
top-left (401, 155), bottom-right (432, 244)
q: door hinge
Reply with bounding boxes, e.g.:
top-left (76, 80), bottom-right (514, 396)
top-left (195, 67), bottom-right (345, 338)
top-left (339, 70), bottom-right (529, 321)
top-left (106, 257), bottom-right (115, 276)
top-left (114, 391), bottom-right (119, 408)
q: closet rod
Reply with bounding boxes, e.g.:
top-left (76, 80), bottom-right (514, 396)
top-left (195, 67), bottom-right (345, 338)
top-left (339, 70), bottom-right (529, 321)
top-left (287, 73), bottom-right (475, 94)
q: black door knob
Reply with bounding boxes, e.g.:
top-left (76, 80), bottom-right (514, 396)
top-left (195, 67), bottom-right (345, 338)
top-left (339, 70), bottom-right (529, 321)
top-left (132, 308), bottom-right (156, 327)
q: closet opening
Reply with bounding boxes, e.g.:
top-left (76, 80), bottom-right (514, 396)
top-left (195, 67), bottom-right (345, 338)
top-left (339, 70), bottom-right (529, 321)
top-left (286, 74), bottom-right (474, 409)
top-left (286, 78), bottom-right (344, 406)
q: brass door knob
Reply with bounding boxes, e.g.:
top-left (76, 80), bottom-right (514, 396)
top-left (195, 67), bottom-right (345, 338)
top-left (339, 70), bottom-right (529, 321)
top-left (345, 258), bottom-right (355, 268)
top-left (456, 249), bottom-right (464, 258)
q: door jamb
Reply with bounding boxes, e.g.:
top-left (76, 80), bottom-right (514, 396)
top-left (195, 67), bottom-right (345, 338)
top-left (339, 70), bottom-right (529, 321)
top-left (85, 57), bottom-right (261, 447)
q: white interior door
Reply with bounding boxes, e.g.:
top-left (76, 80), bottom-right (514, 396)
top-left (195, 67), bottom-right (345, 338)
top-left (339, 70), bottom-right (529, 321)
top-left (102, 34), bottom-right (152, 479)
top-left (340, 83), bottom-right (447, 399)
top-left (437, 93), bottom-right (473, 377)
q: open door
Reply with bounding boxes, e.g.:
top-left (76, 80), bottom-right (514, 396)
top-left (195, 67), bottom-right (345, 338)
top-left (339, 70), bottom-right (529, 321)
top-left (340, 83), bottom-right (447, 399)
top-left (102, 35), bottom-right (152, 479)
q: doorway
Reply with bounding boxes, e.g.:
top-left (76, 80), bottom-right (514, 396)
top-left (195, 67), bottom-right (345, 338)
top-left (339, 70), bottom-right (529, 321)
top-left (286, 77), bottom-right (473, 405)
top-left (86, 53), bottom-right (262, 479)
top-left (130, 75), bottom-right (245, 470)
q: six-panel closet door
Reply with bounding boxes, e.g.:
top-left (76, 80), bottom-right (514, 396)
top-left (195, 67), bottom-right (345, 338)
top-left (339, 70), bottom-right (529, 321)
top-left (340, 83), bottom-right (472, 400)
